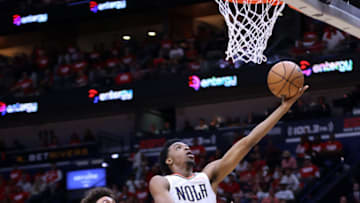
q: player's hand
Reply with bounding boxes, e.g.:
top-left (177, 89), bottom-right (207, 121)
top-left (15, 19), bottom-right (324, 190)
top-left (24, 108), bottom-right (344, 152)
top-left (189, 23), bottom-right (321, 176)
top-left (281, 85), bottom-right (310, 108)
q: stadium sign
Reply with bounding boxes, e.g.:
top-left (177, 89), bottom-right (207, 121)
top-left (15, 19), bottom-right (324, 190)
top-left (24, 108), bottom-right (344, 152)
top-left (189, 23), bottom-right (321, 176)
top-left (300, 59), bottom-right (353, 77)
top-left (188, 75), bottom-right (238, 91)
top-left (88, 89), bottom-right (133, 103)
top-left (90, 0), bottom-right (127, 13)
top-left (13, 13), bottom-right (48, 26)
top-left (0, 101), bottom-right (38, 116)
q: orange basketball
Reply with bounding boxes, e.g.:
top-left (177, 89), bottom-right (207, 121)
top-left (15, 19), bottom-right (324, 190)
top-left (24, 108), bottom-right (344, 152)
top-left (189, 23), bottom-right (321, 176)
top-left (267, 61), bottom-right (304, 99)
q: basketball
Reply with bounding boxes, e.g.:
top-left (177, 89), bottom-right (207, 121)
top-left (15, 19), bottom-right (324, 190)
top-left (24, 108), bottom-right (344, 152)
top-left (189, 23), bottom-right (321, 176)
top-left (267, 61), bottom-right (304, 99)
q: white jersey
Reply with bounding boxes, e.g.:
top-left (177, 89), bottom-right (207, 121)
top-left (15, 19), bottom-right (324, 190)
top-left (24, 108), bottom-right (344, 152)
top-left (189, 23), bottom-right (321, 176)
top-left (165, 172), bottom-right (217, 203)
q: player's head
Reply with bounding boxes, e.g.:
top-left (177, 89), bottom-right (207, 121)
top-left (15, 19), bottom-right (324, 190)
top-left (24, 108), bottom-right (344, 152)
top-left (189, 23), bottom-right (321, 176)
top-left (81, 187), bottom-right (116, 203)
top-left (159, 139), bottom-right (195, 175)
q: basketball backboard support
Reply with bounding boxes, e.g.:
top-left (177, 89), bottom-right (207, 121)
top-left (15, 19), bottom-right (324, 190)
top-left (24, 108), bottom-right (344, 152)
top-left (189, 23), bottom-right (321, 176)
top-left (283, 0), bottom-right (360, 39)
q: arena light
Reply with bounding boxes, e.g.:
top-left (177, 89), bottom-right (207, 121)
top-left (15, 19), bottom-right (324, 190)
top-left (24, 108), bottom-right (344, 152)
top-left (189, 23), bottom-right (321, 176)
top-left (147, 31), bottom-right (157, 37)
top-left (111, 153), bottom-right (119, 159)
top-left (101, 162), bottom-right (109, 168)
top-left (122, 35), bottom-right (131, 41)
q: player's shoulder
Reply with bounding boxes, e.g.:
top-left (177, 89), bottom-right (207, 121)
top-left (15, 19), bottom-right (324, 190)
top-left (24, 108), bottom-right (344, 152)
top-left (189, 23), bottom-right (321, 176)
top-left (149, 175), bottom-right (169, 188)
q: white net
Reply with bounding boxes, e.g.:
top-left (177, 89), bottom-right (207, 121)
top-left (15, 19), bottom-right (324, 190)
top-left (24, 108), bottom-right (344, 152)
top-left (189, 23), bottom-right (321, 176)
top-left (214, 0), bottom-right (285, 64)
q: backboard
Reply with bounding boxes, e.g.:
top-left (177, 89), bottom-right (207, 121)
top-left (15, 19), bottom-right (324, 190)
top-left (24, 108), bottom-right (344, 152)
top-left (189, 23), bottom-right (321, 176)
top-left (283, 0), bottom-right (360, 39)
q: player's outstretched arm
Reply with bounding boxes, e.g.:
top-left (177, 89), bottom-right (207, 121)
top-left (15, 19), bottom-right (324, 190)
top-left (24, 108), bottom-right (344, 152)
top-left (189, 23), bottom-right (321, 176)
top-left (203, 85), bottom-right (309, 189)
top-left (149, 175), bottom-right (174, 203)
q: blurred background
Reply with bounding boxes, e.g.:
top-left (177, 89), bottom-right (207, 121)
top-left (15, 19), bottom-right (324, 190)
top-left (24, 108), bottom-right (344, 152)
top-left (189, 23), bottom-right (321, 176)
top-left (0, 0), bottom-right (360, 202)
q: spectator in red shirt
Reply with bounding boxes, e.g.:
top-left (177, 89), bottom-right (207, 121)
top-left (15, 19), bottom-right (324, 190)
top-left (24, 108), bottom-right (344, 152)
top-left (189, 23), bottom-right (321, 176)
top-left (321, 133), bottom-right (343, 166)
top-left (75, 71), bottom-right (88, 87)
top-left (9, 186), bottom-right (29, 203)
top-left (36, 55), bottom-right (49, 70)
top-left (11, 72), bottom-right (34, 96)
top-left (135, 180), bottom-right (148, 203)
top-left (10, 166), bottom-right (23, 184)
top-left (114, 72), bottom-right (132, 85)
top-left (56, 63), bottom-right (72, 78)
top-left (298, 156), bottom-right (320, 185)
top-left (72, 60), bottom-right (88, 73)
top-left (281, 150), bottom-right (297, 170)
top-left (311, 134), bottom-right (323, 154)
top-left (191, 137), bottom-right (206, 165)
top-left (238, 163), bottom-right (256, 185)
top-left (296, 134), bottom-right (311, 165)
top-left (44, 163), bottom-right (62, 194)
top-left (222, 173), bottom-right (242, 202)
top-left (321, 133), bottom-right (343, 157)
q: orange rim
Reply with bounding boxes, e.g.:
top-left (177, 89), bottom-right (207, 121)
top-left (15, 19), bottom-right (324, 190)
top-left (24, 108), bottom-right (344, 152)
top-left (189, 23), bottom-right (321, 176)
top-left (225, 0), bottom-right (284, 5)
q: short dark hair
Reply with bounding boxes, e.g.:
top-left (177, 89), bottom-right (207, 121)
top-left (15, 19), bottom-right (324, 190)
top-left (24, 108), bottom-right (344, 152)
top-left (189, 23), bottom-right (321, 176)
top-left (81, 187), bottom-right (116, 203)
top-left (159, 139), bottom-right (182, 175)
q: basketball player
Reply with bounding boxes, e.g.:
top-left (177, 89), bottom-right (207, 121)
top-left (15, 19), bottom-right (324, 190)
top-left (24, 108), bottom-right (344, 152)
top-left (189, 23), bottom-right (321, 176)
top-left (150, 85), bottom-right (309, 203)
top-left (81, 187), bottom-right (116, 203)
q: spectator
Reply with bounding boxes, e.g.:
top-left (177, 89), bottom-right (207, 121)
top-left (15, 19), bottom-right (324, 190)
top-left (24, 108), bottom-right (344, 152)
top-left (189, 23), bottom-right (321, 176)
top-left (322, 26), bottom-right (346, 51)
top-left (223, 173), bottom-right (241, 202)
top-left (9, 186), bottom-right (29, 203)
top-left (311, 134), bottom-right (323, 154)
top-left (135, 180), bottom-right (148, 203)
top-left (160, 121), bottom-right (172, 135)
top-left (194, 118), bottom-right (209, 131)
top-left (340, 195), bottom-right (348, 203)
top-left (209, 116), bottom-right (221, 130)
top-left (354, 182), bottom-right (360, 203)
top-left (191, 137), bottom-right (206, 165)
top-left (44, 163), bottom-right (62, 191)
top-left (169, 43), bottom-right (184, 61)
top-left (125, 175), bottom-right (136, 195)
top-left (275, 180), bottom-right (295, 201)
top-left (321, 133), bottom-right (343, 160)
top-left (131, 148), bottom-right (144, 180)
top-left (28, 175), bottom-right (47, 203)
top-left (296, 134), bottom-right (311, 163)
top-left (298, 156), bottom-right (320, 185)
top-left (16, 174), bottom-right (31, 193)
top-left (10, 166), bottom-right (23, 184)
top-left (256, 183), bottom-right (270, 201)
top-left (235, 159), bottom-right (249, 173)
top-left (74, 71), bottom-right (88, 87)
top-left (280, 168), bottom-right (300, 192)
top-left (281, 150), bottom-right (297, 170)
top-left (261, 189), bottom-right (280, 203)
top-left (119, 185), bottom-right (134, 202)
top-left (311, 134), bottom-right (324, 165)
top-left (69, 132), bottom-right (81, 145)
top-left (150, 124), bottom-right (160, 135)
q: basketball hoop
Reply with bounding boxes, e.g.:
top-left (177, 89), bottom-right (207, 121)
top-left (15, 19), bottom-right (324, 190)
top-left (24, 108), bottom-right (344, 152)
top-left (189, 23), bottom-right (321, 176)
top-left (215, 0), bottom-right (285, 64)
